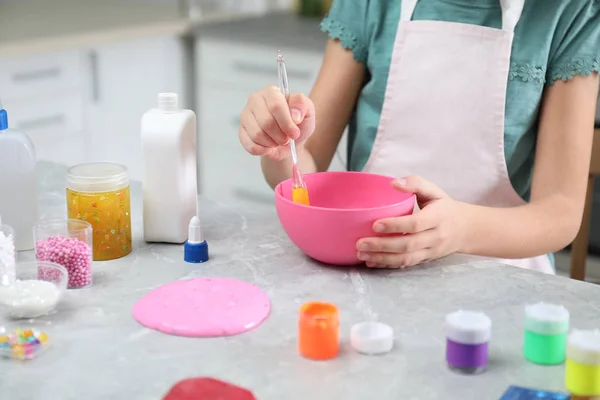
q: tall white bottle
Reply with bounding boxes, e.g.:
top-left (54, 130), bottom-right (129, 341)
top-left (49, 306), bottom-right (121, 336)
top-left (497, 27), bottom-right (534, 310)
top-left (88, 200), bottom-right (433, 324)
top-left (0, 102), bottom-right (38, 251)
top-left (141, 93), bottom-right (197, 243)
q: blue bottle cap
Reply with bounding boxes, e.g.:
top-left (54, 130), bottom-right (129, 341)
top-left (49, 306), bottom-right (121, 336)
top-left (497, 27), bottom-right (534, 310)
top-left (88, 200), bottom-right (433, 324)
top-left (184, 216), bottom-right (208, 263)
top-left (0, 103), bottom-right (9, 131)
top-left (184, 240), bottom-right (208, 263)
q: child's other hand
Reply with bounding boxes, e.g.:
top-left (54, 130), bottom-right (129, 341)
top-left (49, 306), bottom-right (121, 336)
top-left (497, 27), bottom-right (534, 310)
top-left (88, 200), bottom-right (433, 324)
top-left (356, 176), bottom-right (467, 268)
top-left (238, 85), bottom-right (315, 160)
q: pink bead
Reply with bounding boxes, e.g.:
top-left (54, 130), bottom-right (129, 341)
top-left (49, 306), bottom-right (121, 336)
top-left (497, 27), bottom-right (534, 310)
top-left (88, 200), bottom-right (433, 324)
top-left (36, 235), bottom-right (92, 288)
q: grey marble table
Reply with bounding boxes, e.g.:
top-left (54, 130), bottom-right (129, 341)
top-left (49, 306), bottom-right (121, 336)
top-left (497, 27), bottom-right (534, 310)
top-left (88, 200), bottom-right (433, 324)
top-left (2, 161), bottom-right (600, 400)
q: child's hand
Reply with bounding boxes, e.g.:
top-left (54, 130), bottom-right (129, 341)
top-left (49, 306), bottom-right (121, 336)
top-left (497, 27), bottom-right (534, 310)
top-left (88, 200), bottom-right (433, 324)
top-left (238, 85), bottom-right (315, 160)
top-left (356, 176), bottom-right (467, 268)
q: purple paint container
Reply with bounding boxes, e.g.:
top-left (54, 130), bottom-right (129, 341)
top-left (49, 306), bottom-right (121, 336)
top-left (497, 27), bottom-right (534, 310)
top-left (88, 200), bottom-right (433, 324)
top-left (445, 310), bottom-right (492, 375)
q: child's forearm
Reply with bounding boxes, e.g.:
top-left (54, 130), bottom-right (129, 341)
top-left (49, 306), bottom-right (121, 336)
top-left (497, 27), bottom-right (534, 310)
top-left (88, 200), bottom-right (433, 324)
top-left (458, 199), bottom-right (581, 259)
top-left (465, 73), bottom-right (598, 260)
top-left (260, 143), bottom-right (318, 189)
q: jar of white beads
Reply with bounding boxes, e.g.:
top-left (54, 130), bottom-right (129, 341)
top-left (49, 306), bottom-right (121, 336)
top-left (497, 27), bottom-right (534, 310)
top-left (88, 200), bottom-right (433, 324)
top-left (0, 217), bottom-right (16, 286)
top-left (34, 219), bottom-right (93, 289)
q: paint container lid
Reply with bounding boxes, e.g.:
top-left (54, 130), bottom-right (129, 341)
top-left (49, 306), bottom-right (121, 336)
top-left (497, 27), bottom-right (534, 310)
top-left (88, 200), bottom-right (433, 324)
top-left (524, 302), bottom-right (569, 335)
top-left (445, 310), bottom-right (491, 345)
top-left (567, 329), bottom-right (600, 366)
top-left (350, 321), bottom-right (394, 355)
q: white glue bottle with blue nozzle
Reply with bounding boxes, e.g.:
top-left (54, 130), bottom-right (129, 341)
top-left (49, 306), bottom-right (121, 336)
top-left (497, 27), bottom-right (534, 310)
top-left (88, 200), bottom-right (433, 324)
top-left (0, 102), bottom-right (38, 251)
top-left (141, 93), bottom-right (197, 244)
top-left (184, 216), bottom-right (208, 263)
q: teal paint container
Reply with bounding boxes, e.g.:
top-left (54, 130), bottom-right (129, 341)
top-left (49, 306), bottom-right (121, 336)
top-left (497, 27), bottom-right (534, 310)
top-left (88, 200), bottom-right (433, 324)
top-left (523, 302), bottom-right (569, 365)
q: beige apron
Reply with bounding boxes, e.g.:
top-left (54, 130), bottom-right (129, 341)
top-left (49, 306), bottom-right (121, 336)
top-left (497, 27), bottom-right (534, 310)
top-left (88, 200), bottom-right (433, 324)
top-left (362, 0), bottom-right (554, 274)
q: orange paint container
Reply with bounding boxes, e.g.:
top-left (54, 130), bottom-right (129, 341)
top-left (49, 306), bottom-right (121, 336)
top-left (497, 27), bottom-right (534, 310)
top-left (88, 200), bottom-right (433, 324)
top-left (298, 301), bottom-right (339, 360)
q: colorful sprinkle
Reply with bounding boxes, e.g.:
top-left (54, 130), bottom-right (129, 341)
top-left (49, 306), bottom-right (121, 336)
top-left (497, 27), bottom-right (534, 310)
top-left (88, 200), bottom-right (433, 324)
top-left (37, 332), bottom-right (48, 344)
top-left (12, 345), bottom-right (24, 358)
top-left (0, 329), bottom-right (49, 360)
top-left (24, 343), bottom-right (35, 355)
top-left (8, 334), bottom-right (17, 345)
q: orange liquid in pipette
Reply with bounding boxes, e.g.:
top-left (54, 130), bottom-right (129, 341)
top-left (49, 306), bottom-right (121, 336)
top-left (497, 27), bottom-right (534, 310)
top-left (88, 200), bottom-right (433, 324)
top-left (291, 163), bottom-right (310, 205)
top-left (292, 186), bottom-right (310, 205)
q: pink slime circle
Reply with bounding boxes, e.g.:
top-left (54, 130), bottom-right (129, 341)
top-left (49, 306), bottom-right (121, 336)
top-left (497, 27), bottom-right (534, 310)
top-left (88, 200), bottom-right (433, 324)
top-left (132, 278), bottom-right (271, 337)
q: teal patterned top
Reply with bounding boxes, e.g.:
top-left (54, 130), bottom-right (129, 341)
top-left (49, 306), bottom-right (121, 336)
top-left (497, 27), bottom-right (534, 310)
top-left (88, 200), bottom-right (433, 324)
top-left (321, 0), bottom-right (600, 201)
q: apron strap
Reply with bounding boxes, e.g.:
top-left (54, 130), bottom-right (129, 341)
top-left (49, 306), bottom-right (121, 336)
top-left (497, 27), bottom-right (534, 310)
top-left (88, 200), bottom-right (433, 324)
top-left (500, 0), bottom-right (525, 33)
top-left (400, 0), bottom-right (418, 22)
top-left (401, 0), bottom-right (525, 33)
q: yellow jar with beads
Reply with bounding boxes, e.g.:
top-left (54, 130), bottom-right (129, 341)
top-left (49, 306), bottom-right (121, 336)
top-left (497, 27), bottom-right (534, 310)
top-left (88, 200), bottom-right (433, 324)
top-left (66, 162), bottom-right (132, 261)
top-left (565, 329), bottom-right (600, 398)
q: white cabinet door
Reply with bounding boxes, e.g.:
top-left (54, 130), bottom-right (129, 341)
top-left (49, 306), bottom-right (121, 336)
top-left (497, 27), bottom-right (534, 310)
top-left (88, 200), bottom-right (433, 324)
top-left (0, 48), bottom-right (88, 167)
top-left (199, 86), bottom-right (274, 205)
top-left (198, 38), bottom-right (322, 94)
top-left (86, 35), bottom-right (185, 181)
top-left (0, 50), bottom-right (84, 101)
top-left (5, 93), bottom-right (86, 166)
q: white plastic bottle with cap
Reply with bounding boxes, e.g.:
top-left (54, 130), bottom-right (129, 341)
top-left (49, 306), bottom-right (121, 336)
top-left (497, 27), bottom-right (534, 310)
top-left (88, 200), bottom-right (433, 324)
top-left (0, 102), bottom-right (39, 251)
top-left (141, 93), bottom-right (198, 243)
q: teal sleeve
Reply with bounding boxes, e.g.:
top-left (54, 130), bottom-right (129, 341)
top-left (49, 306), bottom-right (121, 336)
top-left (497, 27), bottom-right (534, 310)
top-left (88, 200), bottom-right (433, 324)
top-left (547, 1), bottom-right (600, 84)
top-left (319, 0), bottom-right (369, 64)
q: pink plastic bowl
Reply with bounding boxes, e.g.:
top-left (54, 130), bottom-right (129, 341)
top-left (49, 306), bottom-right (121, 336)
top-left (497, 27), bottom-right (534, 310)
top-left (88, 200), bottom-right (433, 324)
top-left (275, 171), bottom-right (415, 265)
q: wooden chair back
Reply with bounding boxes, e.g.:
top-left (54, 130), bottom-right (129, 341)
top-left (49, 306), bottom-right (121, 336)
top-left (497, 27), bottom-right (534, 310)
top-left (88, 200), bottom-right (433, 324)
top-left (570, 127), bottom-right (600, 280)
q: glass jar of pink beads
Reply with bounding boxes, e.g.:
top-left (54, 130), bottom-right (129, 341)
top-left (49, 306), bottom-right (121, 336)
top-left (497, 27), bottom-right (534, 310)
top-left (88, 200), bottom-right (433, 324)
top-left (34, 219), bottom-right (93, 289)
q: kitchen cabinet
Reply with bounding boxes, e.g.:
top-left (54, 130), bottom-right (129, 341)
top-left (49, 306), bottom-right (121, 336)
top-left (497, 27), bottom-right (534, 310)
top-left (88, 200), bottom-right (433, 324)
top-left (0, 50), bottom-right (88, 166)
top-left (0, 35), bottom-right (185, 180)
top-left (196, 36), bottom-right (347, 205)
top-left (6, 93), bottom-right (87, 165)
top-left (87, 35), bottom-right (186, 181)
